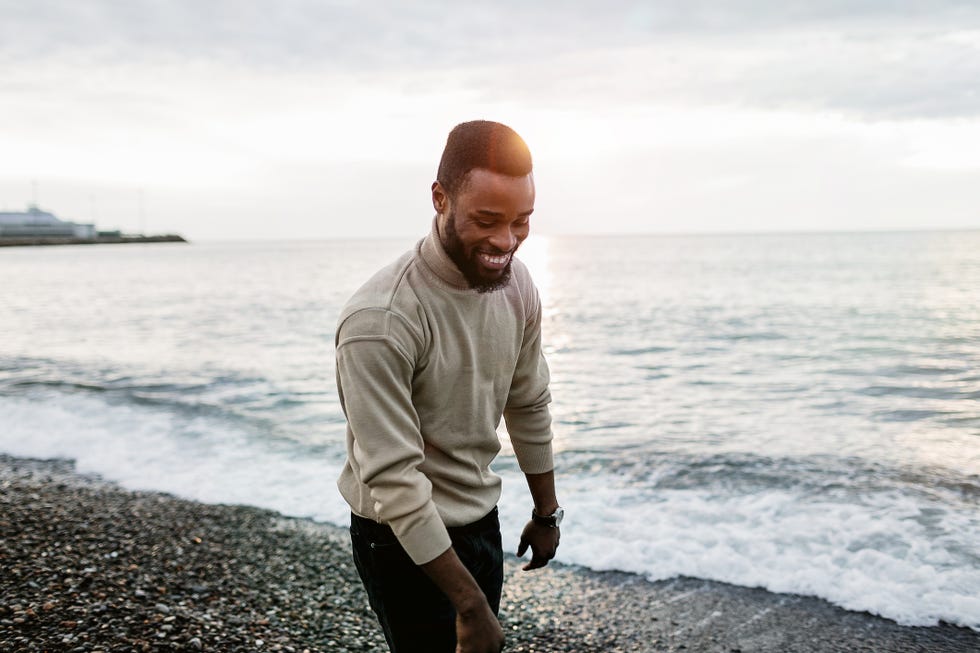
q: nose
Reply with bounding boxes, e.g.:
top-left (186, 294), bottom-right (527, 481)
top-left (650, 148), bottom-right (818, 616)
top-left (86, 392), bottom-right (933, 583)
top-left (488, 225), bottom-right (518, 252)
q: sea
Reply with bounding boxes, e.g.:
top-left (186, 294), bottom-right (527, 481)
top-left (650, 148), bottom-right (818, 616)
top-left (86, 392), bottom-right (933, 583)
top-left (1, 230), bottom-right (978, 631)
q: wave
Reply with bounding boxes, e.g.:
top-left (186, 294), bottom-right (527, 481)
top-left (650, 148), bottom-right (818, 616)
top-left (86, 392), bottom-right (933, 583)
top-left (496, 448), bottom-right (980, 630)
top-left (0, 356), bottom-right (347, 432)
top-left (0, 389), bottom-right (351, 524)
top-left (609, 346), bottom-right (675, 356)
top-left (498, 455), bottom-right (980, 630)
top-left (2, 383), bottom-right (978, 631)
top-left (859, 384), bottom-right (976, 400)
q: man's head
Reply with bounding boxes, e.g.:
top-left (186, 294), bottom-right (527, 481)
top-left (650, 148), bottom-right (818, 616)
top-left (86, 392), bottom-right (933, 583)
top-left (432, 120), bottom-right (535, 293)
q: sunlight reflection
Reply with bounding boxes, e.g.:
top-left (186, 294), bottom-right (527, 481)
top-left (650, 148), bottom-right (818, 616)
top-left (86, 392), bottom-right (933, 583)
top-left (514, 234), bottom-right (572, 454)
top-left (517, 234), bottom-right (551, 306)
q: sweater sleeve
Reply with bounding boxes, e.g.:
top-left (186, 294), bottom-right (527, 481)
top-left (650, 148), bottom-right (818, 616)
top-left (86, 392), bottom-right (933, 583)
top-left (335, 308), bottom-right (452, 565)
top-left (503, 285), bottom-right (555, 474)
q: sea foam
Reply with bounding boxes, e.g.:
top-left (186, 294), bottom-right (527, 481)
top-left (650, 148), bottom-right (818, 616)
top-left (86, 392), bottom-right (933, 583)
top-left (4, 389), bottom-right (979, 630)
top-left (496, 464), bottom-right (980, 630)
top-left (0, 391), bottom-right (351, 527)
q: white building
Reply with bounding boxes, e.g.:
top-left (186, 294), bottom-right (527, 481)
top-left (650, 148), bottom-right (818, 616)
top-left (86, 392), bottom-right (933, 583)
top-left (0, 205), bottom-right (97, 239)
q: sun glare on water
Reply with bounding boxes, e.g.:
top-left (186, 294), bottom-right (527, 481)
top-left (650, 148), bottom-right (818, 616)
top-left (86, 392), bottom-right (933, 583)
top-left (517, 234), bottom-right (551, 306)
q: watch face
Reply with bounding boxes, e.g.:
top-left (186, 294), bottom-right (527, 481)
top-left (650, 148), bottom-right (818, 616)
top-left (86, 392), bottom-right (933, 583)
top-left (533, 506), bottom-right (564, 527)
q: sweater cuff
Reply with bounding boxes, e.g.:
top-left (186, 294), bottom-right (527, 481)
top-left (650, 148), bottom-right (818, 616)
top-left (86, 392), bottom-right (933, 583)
top-left (512, 441), bottom-right (554, 475)
top-left (392, 501), bottom-right (453, 565)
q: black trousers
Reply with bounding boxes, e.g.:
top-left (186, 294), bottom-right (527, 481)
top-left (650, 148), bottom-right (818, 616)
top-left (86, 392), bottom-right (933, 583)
top-left (349, 508), bottom-right (504, 653)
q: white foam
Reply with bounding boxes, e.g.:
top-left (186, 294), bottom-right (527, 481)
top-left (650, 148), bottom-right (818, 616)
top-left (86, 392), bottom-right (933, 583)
top-left (0, 392), bottom-right (352, 527)
top-left (3, 391), bottom-right (978, 630)
top-left (498, 467), bottom-right (980, 630)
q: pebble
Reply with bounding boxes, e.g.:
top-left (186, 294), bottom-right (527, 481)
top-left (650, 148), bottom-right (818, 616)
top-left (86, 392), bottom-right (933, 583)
top-left (2, 454), bottom-right (978, 653)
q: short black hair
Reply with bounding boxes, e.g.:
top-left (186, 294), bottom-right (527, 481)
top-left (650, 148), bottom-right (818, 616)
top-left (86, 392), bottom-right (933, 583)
top-left (436, 120), bottom-right (533, 198)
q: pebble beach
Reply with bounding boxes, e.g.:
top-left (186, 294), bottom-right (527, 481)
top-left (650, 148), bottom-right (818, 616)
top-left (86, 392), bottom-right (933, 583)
top-left (2, 454), bottom-right (977, 653)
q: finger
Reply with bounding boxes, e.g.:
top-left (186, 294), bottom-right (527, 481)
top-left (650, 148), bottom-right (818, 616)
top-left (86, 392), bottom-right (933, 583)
top-left (522, 554), bottom-right (544, 571)
top-left (517, 537), bottom-right (528, 557)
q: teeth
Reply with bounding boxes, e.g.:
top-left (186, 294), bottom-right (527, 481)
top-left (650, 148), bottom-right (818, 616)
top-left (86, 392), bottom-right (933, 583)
top-left (480, 253), bottom-right (510, 265)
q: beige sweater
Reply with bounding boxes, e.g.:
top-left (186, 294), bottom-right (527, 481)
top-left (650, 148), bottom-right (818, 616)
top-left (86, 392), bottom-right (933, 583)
top-left (335, 220), bottom-right (554, 564)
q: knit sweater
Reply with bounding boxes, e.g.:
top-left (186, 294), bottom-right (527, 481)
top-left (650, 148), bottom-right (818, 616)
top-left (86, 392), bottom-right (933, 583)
top-left (335, 219), bottom-right (554, 565)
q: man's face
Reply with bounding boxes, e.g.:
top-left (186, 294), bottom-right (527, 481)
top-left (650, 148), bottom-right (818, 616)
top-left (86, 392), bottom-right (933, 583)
top-left (435, 168), bottom-right (535, 293)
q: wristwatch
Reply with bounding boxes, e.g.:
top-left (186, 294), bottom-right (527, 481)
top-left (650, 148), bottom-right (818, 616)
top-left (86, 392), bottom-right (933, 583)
top-left (531, 506), bottom-right (564, 528)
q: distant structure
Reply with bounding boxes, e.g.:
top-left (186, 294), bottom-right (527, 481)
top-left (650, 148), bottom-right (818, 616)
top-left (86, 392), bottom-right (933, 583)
top-left (0, 203), bottom-right (185, 247)
top-left (0, 204), bottom-right (96, 239)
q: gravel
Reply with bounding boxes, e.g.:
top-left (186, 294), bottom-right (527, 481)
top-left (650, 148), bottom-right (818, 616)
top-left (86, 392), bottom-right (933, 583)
top-left (2, 454), bottom-right (977, 652)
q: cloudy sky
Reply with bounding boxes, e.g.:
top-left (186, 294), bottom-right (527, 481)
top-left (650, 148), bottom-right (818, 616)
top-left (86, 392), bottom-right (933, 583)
top-left (2, 1), bottom-right (979, 239)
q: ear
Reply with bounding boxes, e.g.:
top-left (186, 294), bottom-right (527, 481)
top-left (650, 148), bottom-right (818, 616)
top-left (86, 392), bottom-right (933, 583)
top-left (431, 181), bottom-right (449, 215)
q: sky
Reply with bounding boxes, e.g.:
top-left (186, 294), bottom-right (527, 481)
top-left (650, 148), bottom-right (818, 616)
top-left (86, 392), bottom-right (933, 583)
top-left (2, 1), bottom-right (979, 240)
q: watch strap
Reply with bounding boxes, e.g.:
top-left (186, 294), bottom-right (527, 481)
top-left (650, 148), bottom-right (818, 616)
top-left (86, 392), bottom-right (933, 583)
top-left (531, 506), bottom-right (563, 528)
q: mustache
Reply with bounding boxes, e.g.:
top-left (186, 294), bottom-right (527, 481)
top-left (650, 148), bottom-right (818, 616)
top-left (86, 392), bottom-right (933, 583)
top-left (475, 246), bottom-right (517, 256)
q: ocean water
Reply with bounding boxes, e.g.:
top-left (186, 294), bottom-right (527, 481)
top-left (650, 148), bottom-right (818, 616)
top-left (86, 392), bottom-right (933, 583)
top-left (1, 231), bottom-right (978, 630)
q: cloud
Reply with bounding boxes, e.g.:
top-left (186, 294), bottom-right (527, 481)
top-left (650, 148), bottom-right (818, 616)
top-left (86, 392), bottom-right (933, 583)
top-left (725, 28), bottom-right (980, 120)
top-left (4, 1), bottom-right (979, 121)
top-left (0, 1), bottom-right (585, 69)
top-left (4, 1), bottom-right (978, 64)
top-left (448, 26), bottom-right (980, 121)
top-left (2, 1), bottom-right (979, 237)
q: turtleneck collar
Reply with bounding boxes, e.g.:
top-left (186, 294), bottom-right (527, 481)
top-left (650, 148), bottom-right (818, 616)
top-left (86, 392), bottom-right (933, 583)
top-left (419, 216), bottom-right (472, 291)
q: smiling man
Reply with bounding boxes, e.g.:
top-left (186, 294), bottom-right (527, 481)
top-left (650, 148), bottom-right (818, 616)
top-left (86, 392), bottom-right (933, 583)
top-left (335, 120), bottom-right (562, 653)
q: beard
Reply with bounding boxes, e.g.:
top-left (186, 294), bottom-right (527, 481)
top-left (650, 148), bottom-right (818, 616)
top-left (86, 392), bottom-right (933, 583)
top-left (442, 212), bottom-right (515, 294)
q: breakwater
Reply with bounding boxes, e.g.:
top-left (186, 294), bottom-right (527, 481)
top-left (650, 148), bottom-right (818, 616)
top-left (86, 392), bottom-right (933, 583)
top-left (0, 234), bottom-right (187, 247)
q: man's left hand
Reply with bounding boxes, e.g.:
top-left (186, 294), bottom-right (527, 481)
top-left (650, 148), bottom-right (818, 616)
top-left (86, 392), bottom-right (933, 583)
top-left (516, 521), bottom-right (560, 571)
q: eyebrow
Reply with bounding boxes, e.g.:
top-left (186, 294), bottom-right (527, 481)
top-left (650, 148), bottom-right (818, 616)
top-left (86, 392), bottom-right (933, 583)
top-left (474, 208), bottom-right (534, 218)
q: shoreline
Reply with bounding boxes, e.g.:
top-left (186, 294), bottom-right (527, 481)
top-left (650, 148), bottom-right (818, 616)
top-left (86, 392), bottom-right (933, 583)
top-left (1, 454), bottom-right (977, 652)
top-left (0, 235), bottom-right (187, 247)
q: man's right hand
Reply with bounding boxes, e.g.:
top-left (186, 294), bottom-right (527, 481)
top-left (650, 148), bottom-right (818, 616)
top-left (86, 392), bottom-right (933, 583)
top-left (455, 599), bottom-right (504, 653)
top-left (421, 547), bottom-right (504, 653)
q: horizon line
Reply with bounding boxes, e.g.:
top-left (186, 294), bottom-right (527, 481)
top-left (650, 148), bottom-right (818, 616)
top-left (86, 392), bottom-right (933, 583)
top-left (185, 225), bottom-right (980, 243)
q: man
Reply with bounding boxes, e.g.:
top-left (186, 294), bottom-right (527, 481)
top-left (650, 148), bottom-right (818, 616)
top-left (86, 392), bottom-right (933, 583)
top-left (335, 120), bottom-right (563, 653)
